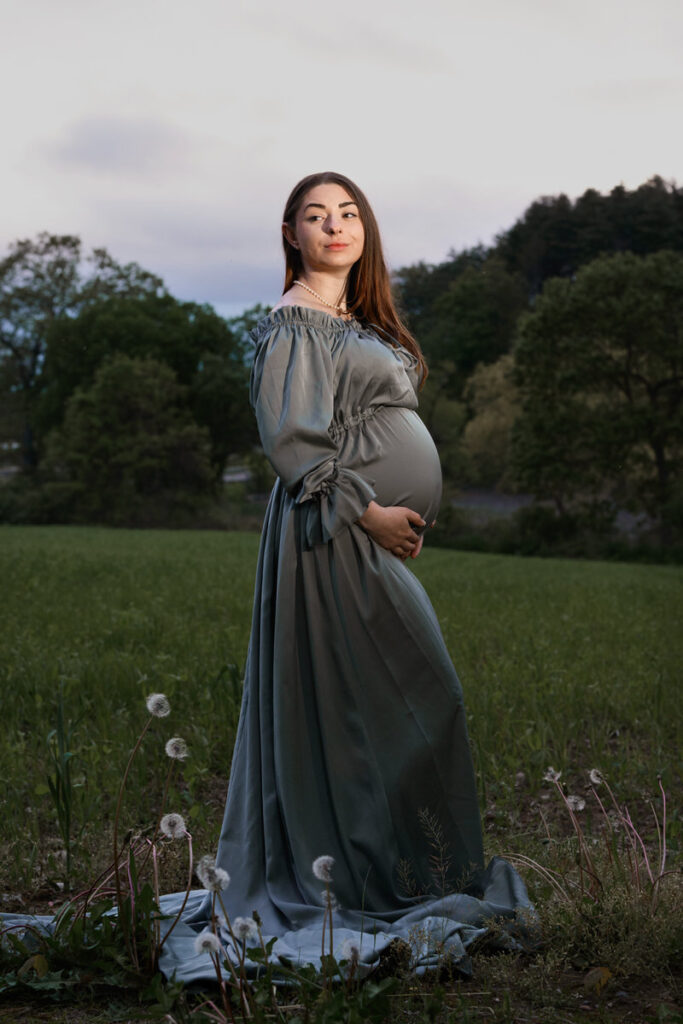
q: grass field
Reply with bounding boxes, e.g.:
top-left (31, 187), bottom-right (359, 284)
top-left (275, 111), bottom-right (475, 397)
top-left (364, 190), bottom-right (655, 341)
top-left (0, 525), bottom-right (681, 1021)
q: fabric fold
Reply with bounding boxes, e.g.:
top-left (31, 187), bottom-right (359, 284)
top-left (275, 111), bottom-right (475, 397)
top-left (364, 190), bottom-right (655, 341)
top-left (250, 313), bottom-right (376, 546)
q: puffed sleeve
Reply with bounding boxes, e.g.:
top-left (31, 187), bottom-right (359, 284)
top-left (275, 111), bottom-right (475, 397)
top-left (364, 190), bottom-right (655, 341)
top-left (250, 319), bottom-right (377, 545)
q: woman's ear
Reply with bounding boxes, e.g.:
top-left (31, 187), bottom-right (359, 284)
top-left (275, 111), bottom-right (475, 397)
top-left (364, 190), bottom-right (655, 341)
top-left (282, 223), bottom-right (299, 249)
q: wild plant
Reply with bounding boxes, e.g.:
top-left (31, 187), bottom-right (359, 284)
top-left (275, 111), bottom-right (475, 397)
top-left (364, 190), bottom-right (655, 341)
top-left (505, 767), bottom-right (680, 978)
top-left (1, 690), bottom-right (196, 990)
top-left (45, 682), bottom-right (82, 884)
top-left (2, 696), bottom-right (419, 1019)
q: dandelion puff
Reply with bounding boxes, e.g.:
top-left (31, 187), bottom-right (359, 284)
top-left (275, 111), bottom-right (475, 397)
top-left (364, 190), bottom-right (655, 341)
top-left (312, 855), bottom-right (335, 881)
top-left (160, 812), bottom-right (186, 839)
top-left (341, 937), bottom-right (360, 963)
top-left (566, 795), bottom-right (586, 811)
top-left (194, 930), bottom-right (222, 956)
top-left (589, 768), bottom-right (604, 786)
top-left (233, 916), bottom-right (258, 943)
top-left (146, 693), bottom-right (171, 718)
top-left (196, 854), bottom-right (230, 892)
top-left (321, 889), bottom-right (339, 910)
top-left (165, 736), bottom-right (188, 760)
top-left (543, 766), bottom-right (561, 783)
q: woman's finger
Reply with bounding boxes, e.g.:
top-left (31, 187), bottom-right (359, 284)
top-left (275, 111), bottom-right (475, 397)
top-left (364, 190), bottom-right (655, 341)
top-left (405, 510), bottom-right (426, 530)
top-left (410, 535), bottom-right (424, 559)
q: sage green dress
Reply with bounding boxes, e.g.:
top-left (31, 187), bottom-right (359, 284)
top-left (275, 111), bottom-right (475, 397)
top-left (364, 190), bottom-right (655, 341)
top-left (2, 307), bottom-right (531, 980)
top-left (160, 306), bottom-right (530, 979)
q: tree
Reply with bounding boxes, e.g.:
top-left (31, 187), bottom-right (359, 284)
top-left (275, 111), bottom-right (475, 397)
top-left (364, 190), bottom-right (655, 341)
top-left (425, 258), bottom-right (527, 382)
top-left (416, 361), bottom-right (468, 484)
top-left (37, 293), bottom-right (255, 472)
top-left (461, 355), bottom-right (520, 488)
top-left (393, 246), bottom-right (488, 347)
top-left (498, 176), bottom-right (683, 297)
top-left (512, 251), bottom-right (683, 537)
top-left (0, 233), bottom-right (162, 467)
top-left (43, 354), bottom-right (214, 524)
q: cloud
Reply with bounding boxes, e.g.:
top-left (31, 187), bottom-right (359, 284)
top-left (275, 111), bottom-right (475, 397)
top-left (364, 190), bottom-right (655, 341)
top-left (48, 115), bottom-right (190, 177)
top-left (242, 8), bottom-right (453, 76)
top-left (578, 76), bottom-right (683, 109)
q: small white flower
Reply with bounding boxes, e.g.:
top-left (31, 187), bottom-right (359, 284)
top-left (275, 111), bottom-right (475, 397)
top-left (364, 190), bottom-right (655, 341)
top-left (160, 812), bottom-right (186, 839)
top-left (196, 854), bottom-right (230, 892)
top-left (589, 768), bottom-right (604, 786)
top-left (194, 930), bottom-right (222, 956)
top-left (566, 795), bottom-right (586, 811)
top-left (312, 855), bottom-right (335, 882)
top-left (165, 736), bottom-right (188, 760)
top-left (233, 916), bottom-right (258, 943)
top-left (146, 693), bottom-right (171, 718)
top-left (341, 937), bottom-right (360, 963)
top-left (543, 767), bottom-right (561, 783)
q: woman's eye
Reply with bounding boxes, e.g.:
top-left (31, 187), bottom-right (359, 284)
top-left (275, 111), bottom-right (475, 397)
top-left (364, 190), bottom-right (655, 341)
top-left (343, 211), bottom-right (357, 218)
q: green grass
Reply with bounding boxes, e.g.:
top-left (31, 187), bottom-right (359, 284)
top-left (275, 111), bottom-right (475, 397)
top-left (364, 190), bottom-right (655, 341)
top-left (0, 525), bottom-right (681, 1021)
top-left (1, 525), bottom-right (680, 880)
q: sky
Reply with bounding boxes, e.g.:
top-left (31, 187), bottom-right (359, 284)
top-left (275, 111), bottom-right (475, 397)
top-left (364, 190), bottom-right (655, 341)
top-left (2, 0), bottom-right (682, 317)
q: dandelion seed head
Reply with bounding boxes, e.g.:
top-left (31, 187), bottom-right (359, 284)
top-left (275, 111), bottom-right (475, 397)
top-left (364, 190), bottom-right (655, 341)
top-left (165, 736), bottom-right (188, 760)
top-left (321, 889), bottom-right (339, 910)
top-left (160, 812), bottom-right (186, 839)
top-left (589, 768), bottom-right (604, 786)
top-left (341, 937), bottom-right (360, 963)
top-left (146, 693), bottom-right (171, 717)
top-left (196, 854), bottom-right (230, 892)
top-left (566, 795), bottom-right (586, 811)
top-left (543, 766), bottom-right (561, 783)
top-left (312, 855), bottom-right (335, 882)
top-left (233, 916), bottom-right (258, 942)
top-left (194, 930), bottom-right (222, 955)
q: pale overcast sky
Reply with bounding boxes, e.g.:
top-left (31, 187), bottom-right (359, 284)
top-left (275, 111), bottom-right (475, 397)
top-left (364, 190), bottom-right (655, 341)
top-left (2, 0), bottom-right (681, 315)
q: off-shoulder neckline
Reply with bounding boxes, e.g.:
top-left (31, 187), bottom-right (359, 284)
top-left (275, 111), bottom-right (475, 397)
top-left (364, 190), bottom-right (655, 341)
top-left (249, 306), bottom-right (418, 369)
top-left (252, 304), bottom-right (362, 335)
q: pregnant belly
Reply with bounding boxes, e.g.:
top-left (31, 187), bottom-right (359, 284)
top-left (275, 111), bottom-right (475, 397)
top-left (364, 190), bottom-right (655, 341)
top-left (338, 407), bottom-right (442, 528)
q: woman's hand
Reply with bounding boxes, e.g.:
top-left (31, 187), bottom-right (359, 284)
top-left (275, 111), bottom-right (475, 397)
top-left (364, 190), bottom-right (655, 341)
top-left (357, 501), bottom-right (425, 559)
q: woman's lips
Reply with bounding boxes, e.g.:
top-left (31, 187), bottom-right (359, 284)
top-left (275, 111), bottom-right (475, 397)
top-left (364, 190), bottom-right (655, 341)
top-left (326, 243), bottom-right (348, 250)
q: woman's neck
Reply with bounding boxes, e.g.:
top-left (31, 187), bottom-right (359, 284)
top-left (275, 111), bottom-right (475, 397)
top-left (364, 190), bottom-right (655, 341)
top-left (291, 274), bottom-right (350, 314)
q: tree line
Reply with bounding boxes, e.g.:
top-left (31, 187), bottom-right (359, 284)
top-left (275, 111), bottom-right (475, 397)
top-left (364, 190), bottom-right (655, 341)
top-left (1, 176), bottom-right (682, 550)
top-left (397, 175), bottom-right (683, 550)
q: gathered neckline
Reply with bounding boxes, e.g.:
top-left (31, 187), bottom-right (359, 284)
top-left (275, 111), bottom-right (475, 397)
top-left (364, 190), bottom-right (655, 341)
top-left (255, 304), bottom-right (361, 333)
top-left (249, 305), bottom-right (418, 372)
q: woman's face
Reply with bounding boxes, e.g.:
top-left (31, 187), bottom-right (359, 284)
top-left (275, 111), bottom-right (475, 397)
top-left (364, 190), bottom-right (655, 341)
top-left (284, 182), bottom-right (365, 276)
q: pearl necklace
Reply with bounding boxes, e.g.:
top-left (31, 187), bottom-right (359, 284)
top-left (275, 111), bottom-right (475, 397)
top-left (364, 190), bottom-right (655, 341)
top-left (293, 279), bottom-right (351, 316)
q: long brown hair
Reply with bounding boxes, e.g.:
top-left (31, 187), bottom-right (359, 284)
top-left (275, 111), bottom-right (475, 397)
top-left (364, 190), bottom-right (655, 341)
top-left (281, 171), bottom-right (428, 385)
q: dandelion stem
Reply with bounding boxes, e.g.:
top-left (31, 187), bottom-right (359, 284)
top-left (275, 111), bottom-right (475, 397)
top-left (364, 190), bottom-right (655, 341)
top-left (151, 841), bottom-right (161, 970)
top-left (554, 780), bottom-right (597, 896)
top-left (214, 892), bottom-right (251, 1017)
top-left (112, 715), bottom-right (153, 919)
top-left (328, 887), bottom-right (334, 962)
top-left (658, 776), bottom-right (667, 877)
top-left (624, 806), bottom-right (655, 887)
top-left (159, 832), bottom-right (194, 951)
top-left (138, 759), bottom-right (176, 878)
top-left (209, 947), bottom-right (233, 1022)
top-left (126, 846), bottom-right (139, 971)
top-left (503, 853), bottom-right (571, 902)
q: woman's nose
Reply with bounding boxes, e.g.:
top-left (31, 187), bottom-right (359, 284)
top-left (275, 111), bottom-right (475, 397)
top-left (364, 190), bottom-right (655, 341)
top-left (325, 216), bottom-right (342, 234)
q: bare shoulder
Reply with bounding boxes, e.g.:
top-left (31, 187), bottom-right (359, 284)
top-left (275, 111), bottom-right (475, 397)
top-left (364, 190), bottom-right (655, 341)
top-left (270, 289), bottom-right (301, 312)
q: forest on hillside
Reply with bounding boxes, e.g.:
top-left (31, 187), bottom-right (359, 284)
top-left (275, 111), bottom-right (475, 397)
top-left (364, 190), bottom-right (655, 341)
top-left (1, 175), bottom-right (682, 558)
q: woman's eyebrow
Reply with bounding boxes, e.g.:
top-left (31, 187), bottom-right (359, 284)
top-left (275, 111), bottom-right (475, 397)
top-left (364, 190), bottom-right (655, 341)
top-left (303, 200), bottom-right (359, 211)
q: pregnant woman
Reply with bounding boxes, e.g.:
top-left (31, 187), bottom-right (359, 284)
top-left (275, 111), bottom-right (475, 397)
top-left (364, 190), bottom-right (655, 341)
top-left (165, 171), bottom-right (529, 979)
